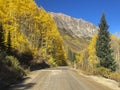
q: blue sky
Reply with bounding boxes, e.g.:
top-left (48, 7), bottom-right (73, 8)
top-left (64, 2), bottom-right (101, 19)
top-left (35, 0), bottom-right (120, 34)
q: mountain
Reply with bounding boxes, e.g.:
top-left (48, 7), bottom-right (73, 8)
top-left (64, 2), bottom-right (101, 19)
top-left (50, 12), bottom-right (99, 38)
top-left (50, 12), bottom-right (99, 52)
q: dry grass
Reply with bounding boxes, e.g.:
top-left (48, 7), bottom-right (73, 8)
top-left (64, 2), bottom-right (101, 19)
top-left (109, 72), bottom-right (120, 82)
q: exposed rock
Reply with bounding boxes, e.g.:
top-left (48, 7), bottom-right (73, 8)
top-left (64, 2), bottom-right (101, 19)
top-left (50, 12), bottom-right (99, 38)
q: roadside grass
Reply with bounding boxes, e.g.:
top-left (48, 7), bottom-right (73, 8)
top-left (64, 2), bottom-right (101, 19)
top-left (77, 66), bottom-right (120, 87)
top-left (0, 54), bottom-right (27, 89)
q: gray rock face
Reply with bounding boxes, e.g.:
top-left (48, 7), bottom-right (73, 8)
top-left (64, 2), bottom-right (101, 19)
top-left (50, 12), bottom-right (99, 38)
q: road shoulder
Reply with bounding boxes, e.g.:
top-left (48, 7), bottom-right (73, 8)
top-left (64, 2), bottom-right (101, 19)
top-left (71, 68), bottom-right (120, 90)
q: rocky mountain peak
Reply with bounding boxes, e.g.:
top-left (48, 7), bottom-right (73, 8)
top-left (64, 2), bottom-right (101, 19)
top-left (50, 12), bottom-right (99, 38)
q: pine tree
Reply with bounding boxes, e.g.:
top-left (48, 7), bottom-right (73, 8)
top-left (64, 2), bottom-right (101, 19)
top-left (68, 48), bottom-right (75, 62)
top-left (7, 31), bottom-right (11, 54)
top-left (0, 22), bottom-right (6, 51)
top-left (96, 13), bottom-right (116, 71)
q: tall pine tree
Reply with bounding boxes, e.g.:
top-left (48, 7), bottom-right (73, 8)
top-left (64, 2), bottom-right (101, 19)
top-left (96, 13), bottom-right (116, 71)
top-left (7, 31), bottom-right (11, 54)
top-left (0, 22), bottom-right (6, 51)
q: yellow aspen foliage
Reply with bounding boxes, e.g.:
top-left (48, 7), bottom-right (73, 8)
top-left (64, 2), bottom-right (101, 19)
top-left (76, 51), bottom-right (84, 66)
top-left (76, 49), bottom-right (88, 69)
top-left (0, 0), bottom-right (67, 65)
top-left (88, 35), bottom-right (98, 69)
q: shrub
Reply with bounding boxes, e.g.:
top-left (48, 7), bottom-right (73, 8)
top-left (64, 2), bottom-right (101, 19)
top-left (0, 52), bottom-right (7, 61)
top-left (94, 67), bottom-right (111, 78)
top-left (109, 72), bottom-right (120, 82)
top-left (5, 56), bottom-right (26, 77)
top-left (48, 56), bottom-right (57, 67)
top-left (5, 56), bottom-right (20, 70)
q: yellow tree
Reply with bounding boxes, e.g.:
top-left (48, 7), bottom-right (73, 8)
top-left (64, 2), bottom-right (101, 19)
top-left (0, 0), bottom-right (67, 66)
top-left (88, 35), bottom-right (98, 71)
top-left (76, 49), bottom-right (88, 70)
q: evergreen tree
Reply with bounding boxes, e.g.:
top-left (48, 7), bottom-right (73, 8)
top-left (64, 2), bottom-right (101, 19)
top-left (68, 48), bottom-right (75, 62)
top-left (7, 31), bottom-right (11, 54)
top-left (96, 13), bottom-right (116, 71)
top-left (0, 22), bottom-right (6, 51)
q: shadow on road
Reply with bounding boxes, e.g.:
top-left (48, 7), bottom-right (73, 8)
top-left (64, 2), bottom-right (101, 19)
top-left (30, 61), bottom-right (50, 71)
top-left (2, 77), bottom-right (35, 90)
top-left (9, 83), bottom-right (36, 90)
top-left (2, 61), bottom-right (50, 90)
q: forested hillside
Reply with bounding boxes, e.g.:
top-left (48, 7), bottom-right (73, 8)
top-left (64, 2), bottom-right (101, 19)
top-left (0, 0), bottom-right (66, 65)
top-left (50, 11), bottom-right (120, 82)
top-left (0, 0), bottom-right (66, 88)
top-left (0, 0), bottom-right (120, 89)
top-left (69, 14), bottom-right (120, 82)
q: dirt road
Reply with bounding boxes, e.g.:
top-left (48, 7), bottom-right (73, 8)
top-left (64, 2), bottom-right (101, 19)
top-left (9, 67), bottom-right (112, 90)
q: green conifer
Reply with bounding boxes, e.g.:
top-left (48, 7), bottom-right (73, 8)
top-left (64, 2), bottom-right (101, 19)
top-left (0, 22), bottom-right (6, 51)
top-left (7, 31), bottom-right (11, 54)
top-left (96, 13), bottom-right (116, 71)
